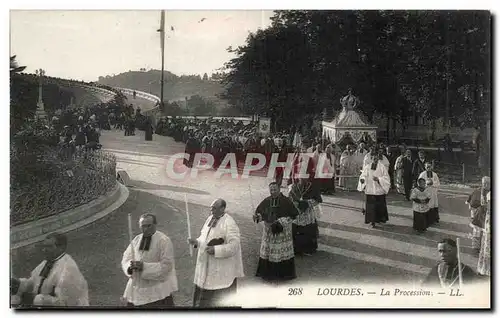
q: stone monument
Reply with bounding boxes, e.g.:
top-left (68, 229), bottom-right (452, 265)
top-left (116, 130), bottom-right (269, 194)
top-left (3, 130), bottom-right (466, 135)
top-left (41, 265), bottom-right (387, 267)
top-left (35, 69), bottom-right (47, 122)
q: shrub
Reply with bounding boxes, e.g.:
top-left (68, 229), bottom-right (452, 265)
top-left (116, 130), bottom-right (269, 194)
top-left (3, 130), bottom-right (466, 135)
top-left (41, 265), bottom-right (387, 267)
top-left (10, 75), bottom-right (122, 226)
top-left (10, 149), bottom-right (117, 226)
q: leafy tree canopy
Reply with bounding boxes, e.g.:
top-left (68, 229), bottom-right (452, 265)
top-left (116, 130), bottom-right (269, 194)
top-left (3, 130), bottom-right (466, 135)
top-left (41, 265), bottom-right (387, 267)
top-left (221, 10), bottom-right (490, 131)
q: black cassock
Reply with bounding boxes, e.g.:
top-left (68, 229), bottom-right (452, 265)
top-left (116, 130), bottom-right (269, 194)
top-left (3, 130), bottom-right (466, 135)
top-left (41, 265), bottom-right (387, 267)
top-left (412, 159), bottom-right (427, 184)
top-left (145, 123), bottom-right (153, 141)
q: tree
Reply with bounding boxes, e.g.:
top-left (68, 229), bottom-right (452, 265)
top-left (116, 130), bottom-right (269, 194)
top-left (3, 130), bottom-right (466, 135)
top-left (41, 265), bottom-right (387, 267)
top-left (221, 24), bottom-right (314, 131)
top-left (224, 10), bottom-right (489, 154)
top-left (10, 55), bottom-right (26, 74)
top-left (188, 94), bottom-right (216, 116)
top-left (269, 10), bottom-right (414, 127)
top-left (10, 57), bottom-right (77, 134)
top-left (162, 101), bottom-right (186, 116)
top-left (10, 73), bottom-right (38, 133)
top-left (203, 73), bottom-right (209, 81)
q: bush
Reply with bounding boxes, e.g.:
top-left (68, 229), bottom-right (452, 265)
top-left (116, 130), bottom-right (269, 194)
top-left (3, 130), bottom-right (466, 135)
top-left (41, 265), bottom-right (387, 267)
top-left (10, 77), bottom-right (122, 226)
top-left (10, 149), bottom-right (117, 226)
top-left (11, 124), bottom-right (65, 188)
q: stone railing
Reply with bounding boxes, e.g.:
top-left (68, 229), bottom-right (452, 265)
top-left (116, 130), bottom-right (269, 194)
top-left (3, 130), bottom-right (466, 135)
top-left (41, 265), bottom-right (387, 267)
top-left (116, 87), bottom-right (161, 105)
top-left (115, 87), bottom-right (161, 126)
top-left (113, 87), bottom-right (256, 125)
top-left (164, 115), bottom-right (253, 124)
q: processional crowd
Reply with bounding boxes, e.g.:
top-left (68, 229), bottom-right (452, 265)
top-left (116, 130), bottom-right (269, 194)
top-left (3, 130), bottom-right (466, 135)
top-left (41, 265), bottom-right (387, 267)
top-left (48, 101), bottom-right (154, 155)
top-left (11, 116), bottom-right (491, 308)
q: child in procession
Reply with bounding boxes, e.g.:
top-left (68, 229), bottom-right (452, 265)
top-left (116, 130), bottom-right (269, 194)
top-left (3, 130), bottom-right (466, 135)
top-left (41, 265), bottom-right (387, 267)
top-left (410, 177), bottom-right (431, 233)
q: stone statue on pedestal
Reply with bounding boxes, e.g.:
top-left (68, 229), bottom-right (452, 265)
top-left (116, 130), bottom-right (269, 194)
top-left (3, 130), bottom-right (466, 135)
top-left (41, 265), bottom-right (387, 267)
top-left (35, 69), bottom-right (47, 122)
top-left (35, 69), bottom-right (45, 110)
top-left (340, 88), bottom-right (360, 111)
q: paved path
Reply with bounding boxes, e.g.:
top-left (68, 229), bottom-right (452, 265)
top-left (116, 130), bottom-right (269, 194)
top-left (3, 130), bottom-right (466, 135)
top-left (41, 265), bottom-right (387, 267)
top-left (11, 129), bottom-right (481, 307)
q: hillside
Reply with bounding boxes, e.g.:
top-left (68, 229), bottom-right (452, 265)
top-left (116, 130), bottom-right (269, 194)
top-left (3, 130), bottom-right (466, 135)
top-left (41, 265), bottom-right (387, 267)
top-left (97, 70), bottom-right (228, 107)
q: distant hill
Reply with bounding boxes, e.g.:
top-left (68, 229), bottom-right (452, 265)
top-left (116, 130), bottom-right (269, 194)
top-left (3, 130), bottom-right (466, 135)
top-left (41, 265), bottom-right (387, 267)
top-left (97, 70), bottom-right (228, 107)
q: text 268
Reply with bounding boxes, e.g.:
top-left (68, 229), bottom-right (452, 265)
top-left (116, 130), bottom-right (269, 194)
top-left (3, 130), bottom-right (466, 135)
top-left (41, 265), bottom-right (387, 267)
top-left (288, 287), bottom-right (303, 296)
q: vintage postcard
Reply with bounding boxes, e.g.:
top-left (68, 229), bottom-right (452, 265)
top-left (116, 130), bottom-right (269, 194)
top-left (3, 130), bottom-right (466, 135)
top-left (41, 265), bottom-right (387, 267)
top-left (9, 9), bottom-right (491, 309)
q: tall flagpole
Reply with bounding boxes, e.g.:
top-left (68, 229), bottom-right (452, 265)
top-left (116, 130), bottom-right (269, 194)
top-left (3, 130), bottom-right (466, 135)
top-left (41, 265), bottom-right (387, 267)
top-left (158, 10), bottom-right (166, 112)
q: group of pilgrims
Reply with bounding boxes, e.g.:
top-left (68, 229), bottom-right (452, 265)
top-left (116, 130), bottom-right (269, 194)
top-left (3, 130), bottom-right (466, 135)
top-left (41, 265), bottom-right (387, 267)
top-left (154, 116), bottom-right (446, 232)
top-left (152, 116), bottom-right (491, 283)
top-left (49, 101), bottom-right (154, 154)
top-left (11, 116), bottom-right (490, 308)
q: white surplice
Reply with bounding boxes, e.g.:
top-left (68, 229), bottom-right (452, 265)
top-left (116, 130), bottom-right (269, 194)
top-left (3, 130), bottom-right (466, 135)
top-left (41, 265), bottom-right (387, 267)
top-left (358, 162), bottom-right (391, 195)
top-left (194, 213), bottom-right (244, 290)
top-left (121, 231), bottom-right (178, 306)
top-left (410, 187), bottom-right (432, 213)
top-left (15, 253), bottom-right (89, 306)
top-left (418, 171), bottom-right (440, 209)
top-left (340, 151), bottom-right (357, 172)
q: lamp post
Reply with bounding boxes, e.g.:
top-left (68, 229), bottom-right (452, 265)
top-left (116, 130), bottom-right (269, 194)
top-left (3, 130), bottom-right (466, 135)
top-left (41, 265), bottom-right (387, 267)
top-left (157, 10), bottom-right (166, 112)
top-left (35, 68), bottom-right (47, 122)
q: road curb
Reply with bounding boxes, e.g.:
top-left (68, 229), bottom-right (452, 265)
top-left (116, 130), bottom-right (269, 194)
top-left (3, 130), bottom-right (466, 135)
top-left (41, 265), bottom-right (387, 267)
top-left (438, 187), bottom-right (474, 195)
top-left (10, 182), bottom-right (129, 249)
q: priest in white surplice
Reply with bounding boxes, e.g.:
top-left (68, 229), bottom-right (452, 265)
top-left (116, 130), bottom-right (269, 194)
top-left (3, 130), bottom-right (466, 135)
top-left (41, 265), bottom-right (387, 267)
top-left (358, 154), bottom-right (391, 228)
top-left (419, 162), bottom-right (441, 226)
top-left (363, 146), bottom-right (390, 169)
top-left (121, 213), bottom-right (178, 308)
top-left (11, 232), bottom-right (89, 307)
top-left (188, 198), bottom-right (244, 308)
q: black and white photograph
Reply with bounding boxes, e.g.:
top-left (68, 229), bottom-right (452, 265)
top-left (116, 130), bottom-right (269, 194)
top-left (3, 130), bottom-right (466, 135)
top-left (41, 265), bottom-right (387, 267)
top-left (8, 5), bottom-right (492, 309)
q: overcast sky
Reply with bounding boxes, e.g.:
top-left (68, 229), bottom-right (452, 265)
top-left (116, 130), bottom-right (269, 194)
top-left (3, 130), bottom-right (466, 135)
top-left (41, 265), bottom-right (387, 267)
top-left (10, 10), bottom-right (274, 81)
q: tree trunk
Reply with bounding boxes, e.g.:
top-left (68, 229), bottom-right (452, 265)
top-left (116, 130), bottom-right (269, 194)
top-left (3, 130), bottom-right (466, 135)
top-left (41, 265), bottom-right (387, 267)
top-left (401, 116), bottom-right (406, 137)
top-left (392, 117), bottom-right (397, 141)
top-left (386, 112), bottom-right (391, 144)
top-left (478, 123), bottom-right (489, 176)
top-left (431, 119), bottom-right (436, 141)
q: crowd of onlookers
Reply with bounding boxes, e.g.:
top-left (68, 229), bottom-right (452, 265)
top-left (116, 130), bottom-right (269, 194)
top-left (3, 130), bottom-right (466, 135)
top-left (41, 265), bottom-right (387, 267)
top-left (154, 116), bottom-right (489, 276)
top-left (50, 100), bottom-right (151, 158)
